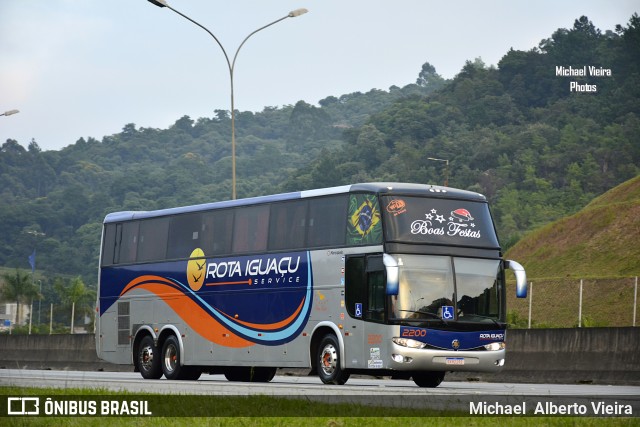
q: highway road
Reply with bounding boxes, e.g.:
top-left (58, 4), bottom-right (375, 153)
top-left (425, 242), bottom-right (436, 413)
top-left (3, 369), bottom-right (640, 396)
top-left (2, 369), bottom-right (640, 414)
top-left (1, 369), bottom-right (638, 397)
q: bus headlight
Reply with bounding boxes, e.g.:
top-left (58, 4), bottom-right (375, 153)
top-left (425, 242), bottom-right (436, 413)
top-left (483, 342), bottom-right (506, 351)
top-left (392, 337), bottom-right (426, 349)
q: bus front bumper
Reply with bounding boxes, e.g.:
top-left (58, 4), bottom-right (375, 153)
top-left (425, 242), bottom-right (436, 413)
top-left (389, 343), bottom-right (506, 372)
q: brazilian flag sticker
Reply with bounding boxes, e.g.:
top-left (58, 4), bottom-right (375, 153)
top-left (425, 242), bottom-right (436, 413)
top-left (347, 194), bottom-right (382, 245)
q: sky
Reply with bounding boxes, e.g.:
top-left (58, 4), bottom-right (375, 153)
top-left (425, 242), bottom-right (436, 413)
top-left (0, 0), bottom-right (638, 151)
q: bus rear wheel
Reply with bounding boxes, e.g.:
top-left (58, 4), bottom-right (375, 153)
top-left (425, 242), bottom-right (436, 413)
top-left (137, 335), bottom-right (162, 379)
top-left (161, 335), bottom-right (201, 380)
top-left (412, 371), bottom-right (445, 388)
top-left (317, 334), bottom-right (350, 385)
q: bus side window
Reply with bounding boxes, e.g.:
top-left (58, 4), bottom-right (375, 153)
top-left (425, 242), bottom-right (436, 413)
top-left (168, 213), bottom-right (203, 259)
top-left (232, 204), bottom-right (269, 254)
top-left (119, 221), bottom-right (139, 264)
top-left (269, 200), bottom-right (308, 251)
top-left (307, 195), bottom-right (347, 248)
top-left (138, 217), bottom-right (169, 262)
top-left (367, 270), bottom-right (385, 321)
top-left (102, 224), bottom-right (117, 266)
top-left (201, 209), bottom-right (234, 256)
top-left (365, 256), bottom-right (385, 321)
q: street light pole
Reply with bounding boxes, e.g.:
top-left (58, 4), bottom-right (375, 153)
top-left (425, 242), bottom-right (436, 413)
top-left (0, 109), bottom-right (19, 117)
top-left (25, 229), bottom-right (45, 326)
top-left (427, 157), bottom-right (449, 187)
top-left (147, 0), bottom-right (308, 200)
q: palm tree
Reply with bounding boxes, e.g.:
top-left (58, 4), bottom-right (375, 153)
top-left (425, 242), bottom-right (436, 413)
top-left (0, 269), bottom-right (39, 328)
top-left (54, 276), bottom-right (96, 333)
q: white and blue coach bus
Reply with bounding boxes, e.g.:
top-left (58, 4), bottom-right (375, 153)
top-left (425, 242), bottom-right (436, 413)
top-left (96, 183), bottom-right (527, 387)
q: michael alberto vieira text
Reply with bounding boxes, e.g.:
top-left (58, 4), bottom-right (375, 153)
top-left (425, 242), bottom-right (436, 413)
top-left (470, 401), bottom-right (633, 416)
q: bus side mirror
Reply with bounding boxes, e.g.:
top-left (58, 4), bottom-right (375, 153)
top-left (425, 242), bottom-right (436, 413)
top-left (506, 260), bottom-right (527, 298)
top-left (383, 254), bottom-right (399, 296)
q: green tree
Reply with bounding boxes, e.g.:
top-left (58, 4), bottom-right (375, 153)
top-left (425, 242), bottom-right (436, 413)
top-left (416, 61), bottom-right (446, 91)
top-left (354, 124), bottom-right (389, 168)
top-left (54, 276), bottom-right (96, 333)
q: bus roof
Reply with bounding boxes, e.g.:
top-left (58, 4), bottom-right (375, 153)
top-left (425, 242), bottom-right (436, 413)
top-left (103, 182), bottom-right (486, 223)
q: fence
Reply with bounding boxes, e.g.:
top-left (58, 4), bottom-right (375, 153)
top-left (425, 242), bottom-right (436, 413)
top-left (0, 301), bottom-right (93, 335)
top-left (507, 276), bottom-right (639, 328)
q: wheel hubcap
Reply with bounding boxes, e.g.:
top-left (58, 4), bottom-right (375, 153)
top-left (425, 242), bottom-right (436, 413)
top-left (320, 344), bottom-right (337, 375)
top-left (140, 345), bottom-right (154, 371)
top-left (164, 344), bottom-right (177, 373)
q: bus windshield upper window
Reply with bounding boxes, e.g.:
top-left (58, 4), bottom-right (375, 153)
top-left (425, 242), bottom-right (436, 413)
top-left (381, 196), bottom-right (499, 249)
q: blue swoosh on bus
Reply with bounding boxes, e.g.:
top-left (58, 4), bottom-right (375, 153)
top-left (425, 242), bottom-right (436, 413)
top-left (117, 252), bottom-right (313, 346)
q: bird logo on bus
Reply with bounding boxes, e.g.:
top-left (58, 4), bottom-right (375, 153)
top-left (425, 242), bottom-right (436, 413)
top-left (186, 248), bottom-right (206, 291)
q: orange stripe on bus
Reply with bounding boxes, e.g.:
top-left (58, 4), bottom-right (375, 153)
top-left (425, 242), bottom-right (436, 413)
top-left (122, 280), bottom-right (253, 348)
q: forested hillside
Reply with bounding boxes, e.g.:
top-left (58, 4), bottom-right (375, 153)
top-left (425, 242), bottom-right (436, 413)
top-left (505, 175), bottom-right (640, 278)
top-left (1, 14), bottom-right (639, 285)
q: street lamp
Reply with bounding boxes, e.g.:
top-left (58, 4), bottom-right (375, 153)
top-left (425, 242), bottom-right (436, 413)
top-left (147, 0), bottom-right (308, 200)
top-left (25, 229), bottom-right (45, 327)
top-left (427, 157), bottom-right (449, 187)
top-left (1, 109), bottom-right (19, 117)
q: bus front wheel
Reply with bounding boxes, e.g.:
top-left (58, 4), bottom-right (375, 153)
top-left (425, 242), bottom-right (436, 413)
top-left (137, 335), bottom-right (162, 379)
top-left (412, 371), bottom-right (445, 388)
top-left (317, 334), bottom-right (350, 385)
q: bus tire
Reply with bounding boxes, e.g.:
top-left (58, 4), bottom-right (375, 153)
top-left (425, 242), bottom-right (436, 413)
top-left (252, 367), bottom-right (277, 382)
top-left (180, 367), bottom-right (202, 381)
top-left (137, 335), bottom-right (162, 379)
top-left (161, 335), bottom-right (201, 380)
top-left (224, 367), bottom-right (276, 382)
top-left (224, 367), bottom-right (245, 382)
top-left (412, 371), bottom-right (445, 388)
top-left (317, 334), bottom-right (350, 385)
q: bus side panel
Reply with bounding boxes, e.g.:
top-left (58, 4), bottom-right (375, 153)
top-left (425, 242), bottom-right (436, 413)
top-left (98, 251), bottom-right (315, 368)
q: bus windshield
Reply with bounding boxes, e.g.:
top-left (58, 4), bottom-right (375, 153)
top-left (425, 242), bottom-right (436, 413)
top-left (391, 254), bottom-right (503, 324)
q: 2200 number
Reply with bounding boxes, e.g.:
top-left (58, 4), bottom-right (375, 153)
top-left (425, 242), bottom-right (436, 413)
top-left (401, 329), bottom-right (427, 337)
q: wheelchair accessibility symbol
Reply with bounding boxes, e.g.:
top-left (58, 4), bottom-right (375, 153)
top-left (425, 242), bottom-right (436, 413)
top-left (355, 303), bottom-right (363, 318)
top-left (442, 305), bottom-right (454, 320)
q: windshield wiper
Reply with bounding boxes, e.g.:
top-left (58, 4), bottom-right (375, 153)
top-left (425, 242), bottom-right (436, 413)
top-left (397, 310), bottom-right (449, 325)
top-left (459, 313), bottom-right (503, 327)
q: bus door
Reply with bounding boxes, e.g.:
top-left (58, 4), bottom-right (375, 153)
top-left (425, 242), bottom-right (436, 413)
top-left (345, 254), bottom-right (388, 370)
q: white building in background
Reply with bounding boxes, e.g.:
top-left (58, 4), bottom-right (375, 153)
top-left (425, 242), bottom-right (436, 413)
top-left (0, 302), bottom-right (31, 329)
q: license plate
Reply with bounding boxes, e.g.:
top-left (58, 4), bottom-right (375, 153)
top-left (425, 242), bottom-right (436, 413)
top-left (446, 357), bottom-right (464, 365)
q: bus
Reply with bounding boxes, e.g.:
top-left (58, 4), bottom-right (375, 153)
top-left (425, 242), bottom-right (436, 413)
top-left (96, 182), bottom-right (527, 387)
